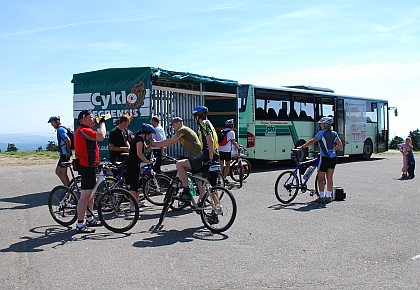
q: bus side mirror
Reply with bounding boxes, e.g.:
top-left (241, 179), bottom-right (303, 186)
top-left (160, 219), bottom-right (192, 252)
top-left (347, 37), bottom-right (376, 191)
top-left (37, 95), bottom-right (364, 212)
top-left (394, 108), bottom-right (398, 116)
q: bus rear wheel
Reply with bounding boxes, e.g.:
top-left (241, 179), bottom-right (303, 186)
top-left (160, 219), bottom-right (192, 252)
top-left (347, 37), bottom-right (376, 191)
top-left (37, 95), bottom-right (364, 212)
top-left (362, 139), bottom-right (373, 160)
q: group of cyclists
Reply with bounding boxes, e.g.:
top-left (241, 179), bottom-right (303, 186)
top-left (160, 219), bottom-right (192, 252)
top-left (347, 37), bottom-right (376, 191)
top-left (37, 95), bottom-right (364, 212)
top-left (49, 106), bottom-right (240, 233)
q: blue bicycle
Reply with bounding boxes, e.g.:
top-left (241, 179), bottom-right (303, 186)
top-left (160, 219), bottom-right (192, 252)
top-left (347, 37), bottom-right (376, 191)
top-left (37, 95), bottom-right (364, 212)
top-left (275, 149), bottom-right (322, 204)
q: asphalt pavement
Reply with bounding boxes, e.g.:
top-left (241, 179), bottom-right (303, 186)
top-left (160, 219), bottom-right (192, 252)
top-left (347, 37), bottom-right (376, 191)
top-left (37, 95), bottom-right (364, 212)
top-left (0, 154), bottom-right (419, 289)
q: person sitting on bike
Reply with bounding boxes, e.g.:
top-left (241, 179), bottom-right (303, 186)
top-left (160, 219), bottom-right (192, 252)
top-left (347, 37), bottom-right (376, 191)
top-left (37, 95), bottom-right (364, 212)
top-left (219, 119), bottom-right (240, 185)
top-left (151, 117), bottom-right (201, 159)
top-left (174, 106), bottom-right (220, 202)
top-left (297, 116), bottom-right (342, 203)
top-left (126, 123), bottom-right (155, 212)
top-left (74, 109), bottom-right (106, 233)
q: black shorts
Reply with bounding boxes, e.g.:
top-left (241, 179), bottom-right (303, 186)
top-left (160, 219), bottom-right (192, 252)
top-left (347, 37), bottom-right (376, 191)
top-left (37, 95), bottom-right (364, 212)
top-left (127, 164), bottom-right (140, 192)
top-left (78, 166), bottom-right (97, 190)
top-left (188, 155), bottom-right (220, 177)
top-left (219, 151), bottom-right (232, 161)
top-left (57, 154), bottom-right (70, 167)
top-left (318, 156), bottom-right (337, 172)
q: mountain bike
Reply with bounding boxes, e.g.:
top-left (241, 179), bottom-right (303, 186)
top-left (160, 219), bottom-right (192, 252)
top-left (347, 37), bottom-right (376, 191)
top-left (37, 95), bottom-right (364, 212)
top-left (229, 145), bottom-right (251, 188)
top-left (48, 161), bottom-right (139, 233)
top-left (157, 162), bottom-right (237, 233)
top-left (274, 149), bottom-right (322, 204)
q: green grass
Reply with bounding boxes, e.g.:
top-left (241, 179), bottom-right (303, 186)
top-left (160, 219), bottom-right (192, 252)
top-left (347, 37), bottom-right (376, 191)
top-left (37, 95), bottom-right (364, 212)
top-left (0, 151), bottom-right (59, 160)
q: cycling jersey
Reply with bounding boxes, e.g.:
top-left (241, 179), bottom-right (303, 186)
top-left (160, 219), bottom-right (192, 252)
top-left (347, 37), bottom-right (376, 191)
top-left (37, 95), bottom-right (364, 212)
top-left (315, 129), bottom-right (340, 158)
top-left (74, 125), bottom-right (99, 167)
top-left (197, 120), bottom-right (219, 159)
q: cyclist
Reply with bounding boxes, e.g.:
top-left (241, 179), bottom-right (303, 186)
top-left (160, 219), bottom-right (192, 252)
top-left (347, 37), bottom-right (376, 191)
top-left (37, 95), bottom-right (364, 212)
top-left (218, 119), bottom-right (240, 185)
top-left (150, 117), bottom-right (201, 159)
top-left (174, 106), bottom-right (220, 202)
top-left (74, 109), bottom-right (106, 233)
top-left (126, 123), bottom-right (155, 211)
top-left (297, 117), bottom-right (342, 203)
top-left (48, 116), bottom-right (72, 186)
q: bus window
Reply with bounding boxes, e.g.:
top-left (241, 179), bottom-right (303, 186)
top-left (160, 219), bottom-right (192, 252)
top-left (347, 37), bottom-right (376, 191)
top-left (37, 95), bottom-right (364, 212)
top-left (292, 94), bottom-right (314, 121)
top-left (238, 85), bottom-right (249, 113)
top-left (255, 88), bottom-right (290, 120)
top-left (366, 101), bottom-right (377, 122)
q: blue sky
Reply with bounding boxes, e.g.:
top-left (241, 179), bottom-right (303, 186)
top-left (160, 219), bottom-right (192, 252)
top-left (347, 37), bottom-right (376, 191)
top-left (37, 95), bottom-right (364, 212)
top-left (1, 0), bottom-right (419, 144)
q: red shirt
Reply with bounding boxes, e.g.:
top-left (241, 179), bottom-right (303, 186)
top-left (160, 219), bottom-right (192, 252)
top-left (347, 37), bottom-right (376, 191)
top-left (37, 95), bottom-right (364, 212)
top-left (74, 125), bottom-right (99, 167)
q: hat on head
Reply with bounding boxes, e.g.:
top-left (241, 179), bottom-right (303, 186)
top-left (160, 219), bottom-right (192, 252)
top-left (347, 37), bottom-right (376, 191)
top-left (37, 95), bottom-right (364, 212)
top-left (47, 116), bottom-right (60, 123)
top-left (78, 109), bottom-right (92, 121)
top-left (171, 117), bottom-right (183, 124)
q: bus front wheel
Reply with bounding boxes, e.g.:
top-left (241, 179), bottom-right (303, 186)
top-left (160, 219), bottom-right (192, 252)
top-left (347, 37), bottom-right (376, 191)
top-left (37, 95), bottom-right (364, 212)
top-left (362, 139), bottom-right (373, 160)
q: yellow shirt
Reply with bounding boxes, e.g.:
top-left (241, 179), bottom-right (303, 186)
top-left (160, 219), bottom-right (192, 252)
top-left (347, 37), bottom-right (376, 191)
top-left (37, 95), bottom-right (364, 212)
top-left (197, 120), bottom-right (219, 158)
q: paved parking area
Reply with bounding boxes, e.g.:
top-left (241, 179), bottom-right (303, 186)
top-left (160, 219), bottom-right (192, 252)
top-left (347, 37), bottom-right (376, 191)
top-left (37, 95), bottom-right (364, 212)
top-left (0, 154), bottom-right (419, 289)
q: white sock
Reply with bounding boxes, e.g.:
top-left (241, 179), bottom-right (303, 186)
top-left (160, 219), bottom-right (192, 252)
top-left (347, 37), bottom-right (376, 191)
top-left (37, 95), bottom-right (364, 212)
top-left (86, 216), bottom-right (94, 222)
top-left (77, 222), bottom-right (85, 228)
top-left (326, 191), bottom-right (332, 198)
top-left (319, 191), bottom-right (325, 198)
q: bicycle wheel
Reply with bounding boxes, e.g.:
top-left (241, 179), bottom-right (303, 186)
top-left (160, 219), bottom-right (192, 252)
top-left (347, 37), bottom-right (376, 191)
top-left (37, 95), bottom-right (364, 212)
top-left (143, 174), bottom-right (172, 206)
top-left (275, 170), bottom-right (299, 204)
top-left (97, 188), bottom-right (139, 233)
top-left (216, 172), bottom-right (226, 187)
top-left (94, 177), bottom-right (118, 210)
top-left (159, 183), bottom-right (176, 224)
top-left (48, 185), bottom-right (78, 227)
top-left (68, 176), bottom-right (82, 199)
top-left (238, 160), bottom-right (244, 188)
top-left (199, 186), bottom-right (237, 233)
top-left (230, 159), bottom-right (251, 182)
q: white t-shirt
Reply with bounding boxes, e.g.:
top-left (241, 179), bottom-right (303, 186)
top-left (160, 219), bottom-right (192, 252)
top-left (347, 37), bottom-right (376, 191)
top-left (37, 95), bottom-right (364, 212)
top-left (218, 129), bottom-right (236, 153)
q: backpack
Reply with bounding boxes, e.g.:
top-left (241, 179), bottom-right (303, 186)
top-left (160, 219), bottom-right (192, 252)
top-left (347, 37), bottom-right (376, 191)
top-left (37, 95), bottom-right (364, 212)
top-left (58, 126), bottom-right (74, 150)
top-left (333, 187), bottom-right (346, 201)
top-left (218, 129), bottom-right (231, 146)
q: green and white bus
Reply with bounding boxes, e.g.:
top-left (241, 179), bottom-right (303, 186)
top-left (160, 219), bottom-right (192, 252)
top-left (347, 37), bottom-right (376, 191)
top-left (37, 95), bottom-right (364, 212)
top-left (236, 85), bottom-right (394, 161)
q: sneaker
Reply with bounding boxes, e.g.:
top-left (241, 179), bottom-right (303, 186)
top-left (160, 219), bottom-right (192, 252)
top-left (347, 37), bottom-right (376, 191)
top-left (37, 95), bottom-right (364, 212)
top-left (324, 197), bottom-right (332, 203)
top-left (174, 188), bottom-right (191, 202)
top-left (315, 197), bottom-right (325, 203)
top-left (129, 205), bottom-right (143, 212)
top-left (86, 219), bottom-right (102, 227)
top-left (75, 224), bottom-right (95, 233)
top-left (206, 212), bottom-right (219, 225)
top-left (138, 201), bottom-right (149, 208)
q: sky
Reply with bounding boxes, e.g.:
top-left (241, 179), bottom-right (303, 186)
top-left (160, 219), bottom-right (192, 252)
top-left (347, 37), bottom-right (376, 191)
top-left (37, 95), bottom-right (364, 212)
top-left (1, 0), bottom-right (419, 145)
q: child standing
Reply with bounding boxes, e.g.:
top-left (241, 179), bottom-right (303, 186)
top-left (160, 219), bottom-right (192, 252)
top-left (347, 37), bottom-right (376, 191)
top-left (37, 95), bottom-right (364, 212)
top-left (398, 137), bottom-right (413, 179)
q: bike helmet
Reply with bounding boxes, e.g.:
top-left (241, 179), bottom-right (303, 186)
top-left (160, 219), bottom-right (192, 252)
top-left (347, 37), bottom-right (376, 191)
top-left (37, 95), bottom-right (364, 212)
top-left (47, 116), bottom-right (60, 123)
top-left (192, 106), bottom-right (208, 118)
top-left (142, 123), bottom-right (156, 134)
top-left (318, 116), bottom-right (333, 125)
top-left (225, 119), bottom-right (235, 128)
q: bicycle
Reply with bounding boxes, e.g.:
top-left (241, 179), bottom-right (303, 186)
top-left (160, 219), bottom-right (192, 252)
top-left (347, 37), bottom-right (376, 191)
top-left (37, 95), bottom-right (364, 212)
top-left (48, 161), bottom-right (140, 233)
top-left (229, 145), bottom-right (251, 188)
top-left (274, 149), bottom-right (322, 204)
top-left (157, 162), bottom-right (237, 233)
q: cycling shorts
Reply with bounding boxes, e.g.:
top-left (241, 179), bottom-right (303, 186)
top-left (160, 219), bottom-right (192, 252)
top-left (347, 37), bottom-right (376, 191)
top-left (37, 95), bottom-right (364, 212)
top-left (127, 163), bottom-right (140, 192)
top-left (318, 156), bottom-right (337, 172)
top-left (219, 151), bottom-right (232, 162)
top-left (57, 154), bottom-right (70, 167)
top-left (188, 155), bottom-right (220, 177)
top-left (79, 165), bottom-right (97, 190)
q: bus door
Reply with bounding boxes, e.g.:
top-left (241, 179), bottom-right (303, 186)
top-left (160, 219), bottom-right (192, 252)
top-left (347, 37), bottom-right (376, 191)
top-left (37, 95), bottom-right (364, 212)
top-left (375, 102), bottom-right (388, 152)
top-left (335, 99), bottom-right (345, 156)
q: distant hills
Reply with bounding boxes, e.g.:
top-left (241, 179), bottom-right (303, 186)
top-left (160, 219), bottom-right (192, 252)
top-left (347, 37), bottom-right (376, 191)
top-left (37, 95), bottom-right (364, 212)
top-left (0, 132), bottom-right (56, 152)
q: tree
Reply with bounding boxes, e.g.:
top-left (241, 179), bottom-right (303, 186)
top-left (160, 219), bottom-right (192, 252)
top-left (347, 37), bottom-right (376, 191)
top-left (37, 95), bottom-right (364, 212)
top-left (389, 136), bottom-right (403, 150)
top-left (46, 141), bottom-right (59, 152)
top-left (36, 146), bottom-right (43, 152)
top-left (409, 129), bottom-right (420, 151)
top-left (6, 143), bottom-right (18, 152)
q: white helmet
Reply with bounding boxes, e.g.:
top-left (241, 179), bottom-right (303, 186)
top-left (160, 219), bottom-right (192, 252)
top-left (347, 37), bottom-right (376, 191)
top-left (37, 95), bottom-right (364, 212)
top-left (318, 116), bottom-right (333, 125)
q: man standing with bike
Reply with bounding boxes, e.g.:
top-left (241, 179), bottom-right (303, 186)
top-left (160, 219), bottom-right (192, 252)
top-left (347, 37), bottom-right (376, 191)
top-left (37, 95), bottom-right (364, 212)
top-left (108, 113), bottom-right (131, 163)
top-left (48, 116), bottom-right (72, 186)
top-left (74, 109), bottom-right (107, 233)
top-left (297, 117), bottom-right (342, 203)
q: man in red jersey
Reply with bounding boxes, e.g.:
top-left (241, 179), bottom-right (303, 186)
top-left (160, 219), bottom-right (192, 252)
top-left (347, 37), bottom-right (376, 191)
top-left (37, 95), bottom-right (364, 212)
top-left (74, 109), bottom-right (106, 233)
